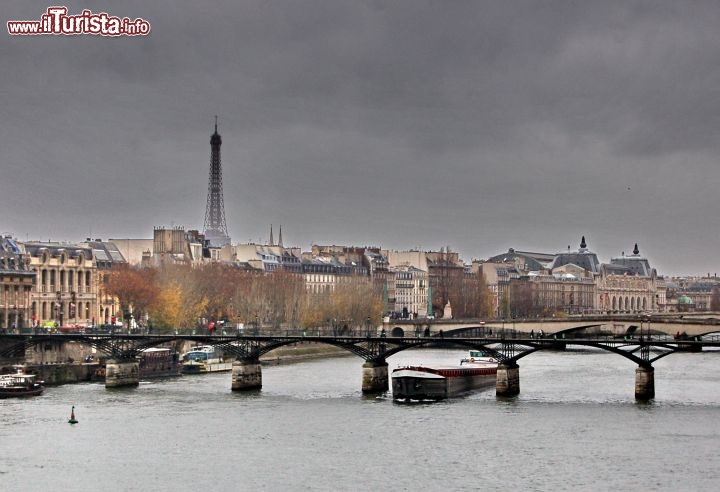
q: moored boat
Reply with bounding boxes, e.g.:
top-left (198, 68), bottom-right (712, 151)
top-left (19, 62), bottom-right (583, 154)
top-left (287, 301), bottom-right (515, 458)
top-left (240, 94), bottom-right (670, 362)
top-left (392, 351), bottom-right (498, 401)
top-left (0, 369), bottom-right (44, 398)
top-left (139, 347), bottom-right (182, 379)
top-left (181, 345), bottom-right (233, 374)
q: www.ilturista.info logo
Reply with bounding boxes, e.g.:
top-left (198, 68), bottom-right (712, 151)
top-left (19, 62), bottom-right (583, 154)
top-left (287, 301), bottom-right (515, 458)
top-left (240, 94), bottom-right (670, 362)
top-left (7, 7), bottom-right (150, 36)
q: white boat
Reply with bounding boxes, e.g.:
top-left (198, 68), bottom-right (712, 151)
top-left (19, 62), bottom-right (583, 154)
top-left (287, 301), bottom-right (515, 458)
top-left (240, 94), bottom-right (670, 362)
top-left (181, 345), bottom-right (233, 374)
top-left (392, 350), bottom-right (498, 401)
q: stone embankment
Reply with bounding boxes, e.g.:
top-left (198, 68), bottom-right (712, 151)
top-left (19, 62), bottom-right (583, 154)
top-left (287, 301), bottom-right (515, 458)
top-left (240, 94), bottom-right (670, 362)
top-left (3, 342), bottom-right (350, 386)
top-left (259, 343), bottom-right (349, 365)
top-left (18, 362), bottom-right (98, 385)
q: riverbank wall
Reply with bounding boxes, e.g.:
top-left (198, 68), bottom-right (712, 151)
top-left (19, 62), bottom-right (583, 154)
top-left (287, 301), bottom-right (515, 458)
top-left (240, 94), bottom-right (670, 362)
top-left (6, 362), bottom-right (99, 385)
top-left (2, 342), bottom-right (350, 386)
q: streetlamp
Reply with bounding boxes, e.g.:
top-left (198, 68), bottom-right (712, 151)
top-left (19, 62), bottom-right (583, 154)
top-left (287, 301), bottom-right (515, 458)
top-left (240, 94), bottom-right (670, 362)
top-left (366, 316), bottom-right (372, 337)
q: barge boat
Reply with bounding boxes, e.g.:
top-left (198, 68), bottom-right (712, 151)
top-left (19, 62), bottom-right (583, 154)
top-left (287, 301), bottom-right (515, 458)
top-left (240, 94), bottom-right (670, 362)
top-left (139, 347), bottom-right (182, 379)
top-left (392, 351), bottom-right (498, 401)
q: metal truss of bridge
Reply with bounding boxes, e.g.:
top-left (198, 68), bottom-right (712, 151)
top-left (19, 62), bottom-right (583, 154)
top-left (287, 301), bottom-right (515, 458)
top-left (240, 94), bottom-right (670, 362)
top-left (1, 328), bottom-right (718, 399)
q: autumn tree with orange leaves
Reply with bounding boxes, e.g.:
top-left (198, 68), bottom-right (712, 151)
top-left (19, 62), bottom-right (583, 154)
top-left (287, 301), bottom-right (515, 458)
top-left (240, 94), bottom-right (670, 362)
top-left (104, 262), bottom-right (389, 333)
top-left (104, 264), bottom-right (159, 322)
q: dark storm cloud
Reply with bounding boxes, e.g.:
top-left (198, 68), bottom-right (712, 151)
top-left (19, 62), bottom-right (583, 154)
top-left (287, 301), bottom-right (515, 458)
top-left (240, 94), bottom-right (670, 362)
top-left (2, 0), bottom-right (720, 275)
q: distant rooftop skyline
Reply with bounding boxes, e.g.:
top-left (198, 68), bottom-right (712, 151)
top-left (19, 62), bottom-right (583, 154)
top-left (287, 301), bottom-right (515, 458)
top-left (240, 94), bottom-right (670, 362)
top-left (3, 1), bottom-right (720, 277)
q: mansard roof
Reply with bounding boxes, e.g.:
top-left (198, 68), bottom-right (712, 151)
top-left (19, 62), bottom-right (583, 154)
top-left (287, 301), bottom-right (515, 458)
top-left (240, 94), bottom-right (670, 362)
top-left (83, 240), bottom-right (127, 266)
top-left (23, 241), bottom-right (94, 261)
top-left (549, 237), bottom-right (601, 273)
top-left (600, 263), bottom-right (633, 275)
top-left (486, 248), bottom-right (551, 271)
top-left (0, 237), bottom-right (33, 275)
top-left (610, 243), bottom-right (654, 276)
top-left (301, 255), bottom-right (368, 275)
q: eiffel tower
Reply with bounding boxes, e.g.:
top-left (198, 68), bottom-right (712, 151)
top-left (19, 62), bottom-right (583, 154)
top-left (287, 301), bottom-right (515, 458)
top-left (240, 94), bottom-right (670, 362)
top-left (202, 117), bottom-right (231, 246)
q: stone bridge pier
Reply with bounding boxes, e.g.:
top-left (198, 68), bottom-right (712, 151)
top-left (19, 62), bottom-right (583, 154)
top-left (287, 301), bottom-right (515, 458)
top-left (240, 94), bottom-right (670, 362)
top-left (105, 358), bottom-right (140, 388)
top-left (362, 360), bottom-right (388, 393)
top-left (496, 362), bottom-right (520, 397)
top-left (231, 360), bottom-right (262, 391)
top-left (635, 366), bottom-right (655, 400)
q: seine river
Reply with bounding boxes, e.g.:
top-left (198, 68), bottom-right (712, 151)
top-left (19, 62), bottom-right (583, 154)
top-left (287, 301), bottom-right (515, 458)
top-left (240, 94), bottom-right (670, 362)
top-left (3, 348), bottom-right (720, 491)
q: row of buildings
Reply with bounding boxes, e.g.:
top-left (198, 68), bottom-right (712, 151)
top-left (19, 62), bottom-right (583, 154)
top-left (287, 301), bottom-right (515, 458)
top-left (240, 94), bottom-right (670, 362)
top-left (0, 236), bottom-right (127, 331)
top-left (1, 230), bottom-right (718, 331)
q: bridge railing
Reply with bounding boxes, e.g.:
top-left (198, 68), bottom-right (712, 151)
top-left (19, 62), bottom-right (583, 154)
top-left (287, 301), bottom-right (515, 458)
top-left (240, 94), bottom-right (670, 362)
top-left (4, 327), bottom-right (719, 344)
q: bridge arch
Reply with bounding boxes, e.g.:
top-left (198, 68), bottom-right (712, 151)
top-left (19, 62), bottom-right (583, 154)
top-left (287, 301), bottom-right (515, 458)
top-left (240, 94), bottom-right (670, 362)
top-left (507, 341), bottom-right (663, 368)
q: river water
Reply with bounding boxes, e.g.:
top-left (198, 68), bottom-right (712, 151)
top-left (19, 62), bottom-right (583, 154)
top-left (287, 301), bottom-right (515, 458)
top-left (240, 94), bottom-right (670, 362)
top-left (2, 348), bottom-right (720, 491)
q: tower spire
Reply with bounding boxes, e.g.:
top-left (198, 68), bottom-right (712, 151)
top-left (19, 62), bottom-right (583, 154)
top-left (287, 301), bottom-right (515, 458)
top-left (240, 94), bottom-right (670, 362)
top-left (278, 225), bottom-right (283, 248)
top-left (203, 117), bottom-right (231, 247)
top-left (270, 224), bottom-right (274, 246)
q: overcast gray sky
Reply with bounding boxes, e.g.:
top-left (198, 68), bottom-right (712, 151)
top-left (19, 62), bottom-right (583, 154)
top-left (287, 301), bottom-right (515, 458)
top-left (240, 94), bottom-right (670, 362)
top-left (3, 1), bottom-right (719, 276)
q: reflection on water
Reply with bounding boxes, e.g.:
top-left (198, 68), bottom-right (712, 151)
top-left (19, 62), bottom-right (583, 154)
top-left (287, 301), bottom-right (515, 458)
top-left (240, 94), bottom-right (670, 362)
top-left (2, 349), bottom-right (720, 491)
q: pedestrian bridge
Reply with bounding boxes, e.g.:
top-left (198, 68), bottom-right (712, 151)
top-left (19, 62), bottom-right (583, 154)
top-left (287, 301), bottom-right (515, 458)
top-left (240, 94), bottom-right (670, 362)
top-left (2, 325), bottom-right (719, 400)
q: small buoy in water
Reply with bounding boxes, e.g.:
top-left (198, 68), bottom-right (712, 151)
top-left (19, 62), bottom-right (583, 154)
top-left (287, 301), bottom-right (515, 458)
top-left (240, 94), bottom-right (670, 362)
top-left (68, 405), bottom-right (78, 424)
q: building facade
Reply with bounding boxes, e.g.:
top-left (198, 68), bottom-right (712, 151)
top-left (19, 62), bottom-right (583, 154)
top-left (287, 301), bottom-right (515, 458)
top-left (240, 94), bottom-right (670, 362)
top-left (0, 237), bottom-right (35, 331)
top-left (148, 227), bottom-right (220, 266)
top-left (485, 237), bottom-right (667, 317)
top-left (388, 265), bottom-right (429, 318)
top-left (596, 244), bottom-right (666, 313)
top-left (80, 240), bottom-right (128, 325)
top-left (23, 242), bottom-right (98, 327)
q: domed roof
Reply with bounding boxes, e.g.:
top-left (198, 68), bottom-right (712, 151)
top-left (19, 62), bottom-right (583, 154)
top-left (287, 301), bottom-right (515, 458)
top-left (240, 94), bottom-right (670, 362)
top-left (549, 235), bottom-right (600, 273)
top-left (677, 295), bottom-right (693, 305)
